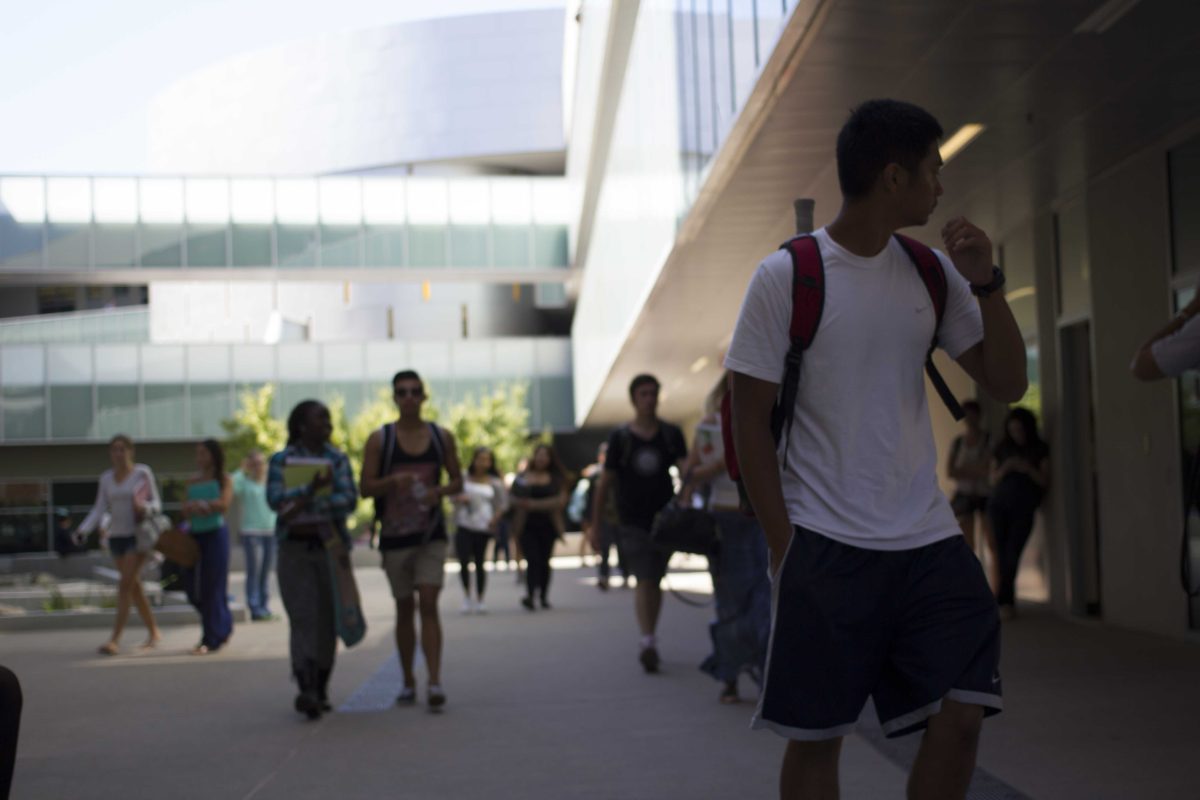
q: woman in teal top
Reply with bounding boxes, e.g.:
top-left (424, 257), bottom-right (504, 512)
top-left (232, 450), bottom-right (277, 621)
top-left (182, 439), bottom-right (235, 655)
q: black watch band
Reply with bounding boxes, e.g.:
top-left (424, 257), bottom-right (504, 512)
top-left (970, 266), bottom-right (1006, 298)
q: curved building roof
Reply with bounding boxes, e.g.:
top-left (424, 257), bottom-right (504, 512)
top-left (148, 10), bottom-right (566, 176)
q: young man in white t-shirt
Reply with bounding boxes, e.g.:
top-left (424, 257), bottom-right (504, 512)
top-left (726, 99), bottom-right (1027, 799)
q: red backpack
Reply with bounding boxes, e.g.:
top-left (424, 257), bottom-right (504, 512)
top-left (721, 233), bottom-right (965, 514)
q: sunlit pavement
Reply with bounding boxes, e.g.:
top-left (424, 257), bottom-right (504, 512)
top-left (5, 551), bottom-right (1200, 799)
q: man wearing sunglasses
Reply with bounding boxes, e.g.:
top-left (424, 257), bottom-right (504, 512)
top-left (361, 370), bottom-right (462, 710)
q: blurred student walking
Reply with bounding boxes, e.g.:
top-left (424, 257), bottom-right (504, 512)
top-left (511, 444), bottom-right (569, 611)
top-left (182, 439), bottom-right (235, 655)
top-left (452, 447), bottom-right (508, 614)
top-left (232, 450), bottom-right (278, 621)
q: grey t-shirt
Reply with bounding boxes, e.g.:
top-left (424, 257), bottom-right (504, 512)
top-left (1151, 314), bottom-right (1200, 377)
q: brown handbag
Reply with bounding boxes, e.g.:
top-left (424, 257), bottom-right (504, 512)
top-left (155, 526), bottom-right (199, 568)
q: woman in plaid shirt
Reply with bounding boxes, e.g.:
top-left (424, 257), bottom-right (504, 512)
top-left (267, 400), bottom-right (358, 720)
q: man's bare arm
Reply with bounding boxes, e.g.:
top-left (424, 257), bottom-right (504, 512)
top-left (731, 371), bottom-right (791, 572)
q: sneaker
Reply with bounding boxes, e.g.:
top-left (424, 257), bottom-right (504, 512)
top-left (639, 646), bottom-right (660, 674)
top-left (396, 686), bottom-right (417, 705)
top-left (520, 596), bottom-right (535, 611)
top-left (597, 578), bottom-right (609, 592)
top-left (461, 598), bottom-right (473, 615)
top-left (539, 596), bottom-right (552, 610)
top-left (427, 685), bottom-right (446, 709)
top-left (475, 601), bottom-right (487, 614)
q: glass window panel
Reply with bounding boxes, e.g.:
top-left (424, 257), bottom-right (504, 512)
top-left (276, 179), bottom-right (318, 224)
top-left (94, 224), bottom-right (136, 267)
top-left (46, 177), bottom-right (90, 223)
top-left (322, 344), bottom-right (365, 381)
top-left (532, 181), bottom-right (570, 225)
top-left (324, 381), bottom-right (366, 418)
top-left (95, 345), bottom-right (140, 382)
top-left (2, 345), bottom-right (46, 384)
top-left (144, 384), bottom-right (187, 437)
top-left (532, 226), bottom-right (569, 267)
top-left (278, 224), bottom-right (318, 267)
top-left (319, 178), bottom-right (362, 224)
top-left (0, 216), bottom-right (44, 267)
top-left (407, 180), bottom-right (448, 224)
top-left (232, 346), bottom-right (276, 382)
top-left (364, 225), bottom-right (406, 266)
top-left (731, 0), bottom-right (759, 104)
top-left (185, 224), bottom-right (227, 267)
top-left (452, 341), bottom-right (493, 376)
top-left (410, 342), bottom-right (452, 379)
top-left (534, 283), bottom-right (568, 308)
top-left (1170, 134), bottom-right (1200, 274)
top-left (139, 223), bottom-right (183, 267)
top-left (709, 3), bottom-right (736, 139)
top-left (364, 342), bottom-right (409, 382)
top-left (424, 379), bottom-right (452, 411)
top-left (0, 177), bottom-right (45, 223)
top-left (96, 385), bottom-right (140, 438)
top-left (2, 386), bottom-right (47, 439)
top-left (362, 179), bottom-right (406, 224)
top-left (45, 223), bottom-right (89, 268)
top-left (490, 179), bottom-right (532, 225)
top-left (187, 345), bottom-right (231, 383)
top-left (538, 376), bottom-right (574, 430)
top-left (319, 225), bottom-right (361, 267)
top-left (449, 180), bottom-right (490, 225)
top-left (47, 345), bottom-right (92, 384)
top-left (232, 225), bottom-right (273, 267)
top-left (494, 339), bottom-right (536, 375)
top-left (185, 178), bottom-right (230, 224)
top-left (189, 384), bottom-right (231, 436)
top-left (140, 179), bottom-right (184, 223)
top-left (50, 385), bottom-right (94, 438)
top-left (231, 179), bottom-right (274, 224)
top-left (534, 338), bottom-right (572, 375)
top-left (93, 178), bottom-right (137, 223)
top-left (449, 225), bottom-right (489, 268)
top-left (453, 378), bottom-right (492, 405)
top-left (0, 481), bottom-right (50, 555)
top-left (1056, 199), bottom-right (1090, 319)
top-left (756, 0), bottom-right (786, 63)
top-left (277, 344), bottom-right (320, 382)
top-left (408, 226), bottom-right (447, 266)
top-left (492, 226), bottom-right (530, 268)
top-left (140, 345), bottom-right (186, 383)
top-left (274, 383), bottom-right (322, 422)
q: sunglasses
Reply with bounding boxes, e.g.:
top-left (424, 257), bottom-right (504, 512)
top-left (393, 387), bottom-right (424, 398)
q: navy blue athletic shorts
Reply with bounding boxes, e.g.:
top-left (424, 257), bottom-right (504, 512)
top-left (753, 525), bottom-right (1002, 740)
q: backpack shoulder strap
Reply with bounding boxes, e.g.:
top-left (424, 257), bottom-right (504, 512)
top-left (378, 423), bottom-right (396, 479)
top-left (892, 233), bottom-right (965, 421)
top-left (428, 422), bottom-right (447, 480)
top-left (773, 234), bottom-right (826, 466)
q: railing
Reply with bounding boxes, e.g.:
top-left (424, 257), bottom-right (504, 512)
top-left (0, 307), bottom-right (150, 344)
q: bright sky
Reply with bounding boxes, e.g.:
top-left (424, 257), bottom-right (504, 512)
top-left (0, 0), bottom-right (563, 175)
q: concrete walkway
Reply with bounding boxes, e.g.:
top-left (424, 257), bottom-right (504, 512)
top-left (4, 554), bottom-right (1199, 799)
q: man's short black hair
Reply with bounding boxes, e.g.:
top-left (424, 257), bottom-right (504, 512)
top-left (629, 374), bottom-right (660, 400)
top-left (836, 99), bottom-right (944, 200)
top-left (392, 369), bottom-right (423, 388)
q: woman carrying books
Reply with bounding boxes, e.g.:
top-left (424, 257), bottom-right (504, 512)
top-left (267, 400), bottom-right (358, 719)
top-left (182, 439), bottom-right (235, 655)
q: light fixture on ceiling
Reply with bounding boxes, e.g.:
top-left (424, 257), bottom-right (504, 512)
top-left (939, 124), bottom-right (986, 164)
top-left (690, 356), bottom-right (710, 374)
top-left (1006, 286), bottom-right (1036, 302)
top-left (1075, 0), bottom-right (1142, 34)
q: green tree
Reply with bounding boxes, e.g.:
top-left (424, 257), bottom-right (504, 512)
top-left (220, 385), bottom-right (287, 469)
top-left (443, 382), bottom-right (548, 475)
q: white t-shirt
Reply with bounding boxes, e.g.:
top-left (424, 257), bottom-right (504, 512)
top-left (724, 228), bottom-right (984, 551)
top-left (77, 464), bottom-right (161, 538)
top-left (1151, 314), bottom-right (1200, 377)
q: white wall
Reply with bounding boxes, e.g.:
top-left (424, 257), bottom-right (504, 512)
top-left (148, 11), bottom-right (566, 175)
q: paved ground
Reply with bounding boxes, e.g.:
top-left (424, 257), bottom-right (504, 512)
top-left (4, 552), bottom-right (1200, 799)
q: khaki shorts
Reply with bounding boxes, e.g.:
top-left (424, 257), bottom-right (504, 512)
top-left (382, 539), bottom-right (448, 598)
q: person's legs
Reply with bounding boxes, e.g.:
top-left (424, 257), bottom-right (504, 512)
top-left (998, 505), bottom-right (1036, 612)
top-left (416, 584), bottom-right (443, 686)
top-left (536, 528), bottom-right (555, 605)
top-left (454, 530), bottom-right (473, 598)
top-left (259, 535), bottom-right (277, 617)
top-left (780, 738), bottom-right (842, 800)
top-left (277, 541), bottom-right (323, 717)
top-left (907, 699), bottom-right (983, 800)
top-left (520, 532), bottom-right (539, 603)
top-left (243, 537), bottom-right (261, 616)
top-left (395, 596), bottom-right (417, 689)
top-left (0, 666), bottom-right (21, 800)
top-left (195, 529), bottom-right (233, 648)
top-left (126, 552), bottom-right (160, 645)
top-left (105, 552), bottom-right (138, 649)
top-left (471, 532), bottom-right (488, 600)
top-left (635, 580), bottom-right (663, 637)
top-left (988, 504), bottom-right (1015, 607)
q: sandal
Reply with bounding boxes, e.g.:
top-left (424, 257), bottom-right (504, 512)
top-left (719, 682), bottom-right (739, 704)
top-left (97, 641), bottom-right (119, 656)
top-left (395, 686), bottom-right (417, 705)
top-left (189, 644), bottom-right (213, 656)
top-left (137, 636), bottom-right (162, 652)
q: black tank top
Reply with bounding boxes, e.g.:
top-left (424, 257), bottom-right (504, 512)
top-left (379, 424), bottom-right (446, 551)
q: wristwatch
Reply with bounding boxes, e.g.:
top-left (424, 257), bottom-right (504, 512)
top-left (970, 266), bottom-right (1006, 298)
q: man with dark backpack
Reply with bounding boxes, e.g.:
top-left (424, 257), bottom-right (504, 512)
top-left (588, 374), bottom-right (689, 673)
top-left (726, 99), bottom-right (1027, 799)
top-left (361, 370), bottom-right (463, 710)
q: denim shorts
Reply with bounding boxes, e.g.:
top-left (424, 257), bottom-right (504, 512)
top-left (108, 535), bottom-right (138, 558)
top-left (753, 525), bottom-right (1002, 740)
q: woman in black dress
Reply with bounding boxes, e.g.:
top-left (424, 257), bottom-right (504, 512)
top-left (511, 444), bottom-right (568, 611)
top-left (988, 407), bottom-right (1051, 619)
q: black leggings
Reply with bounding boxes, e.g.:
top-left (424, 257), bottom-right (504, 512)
top-left (455, 529), bottom-right (491, 597)
top-left (521, 525), bottom-right (556, 601)
top-left (0, 665), bottom-right (21, 800)
top-left (989, 501), bottom-right (1037, 607)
